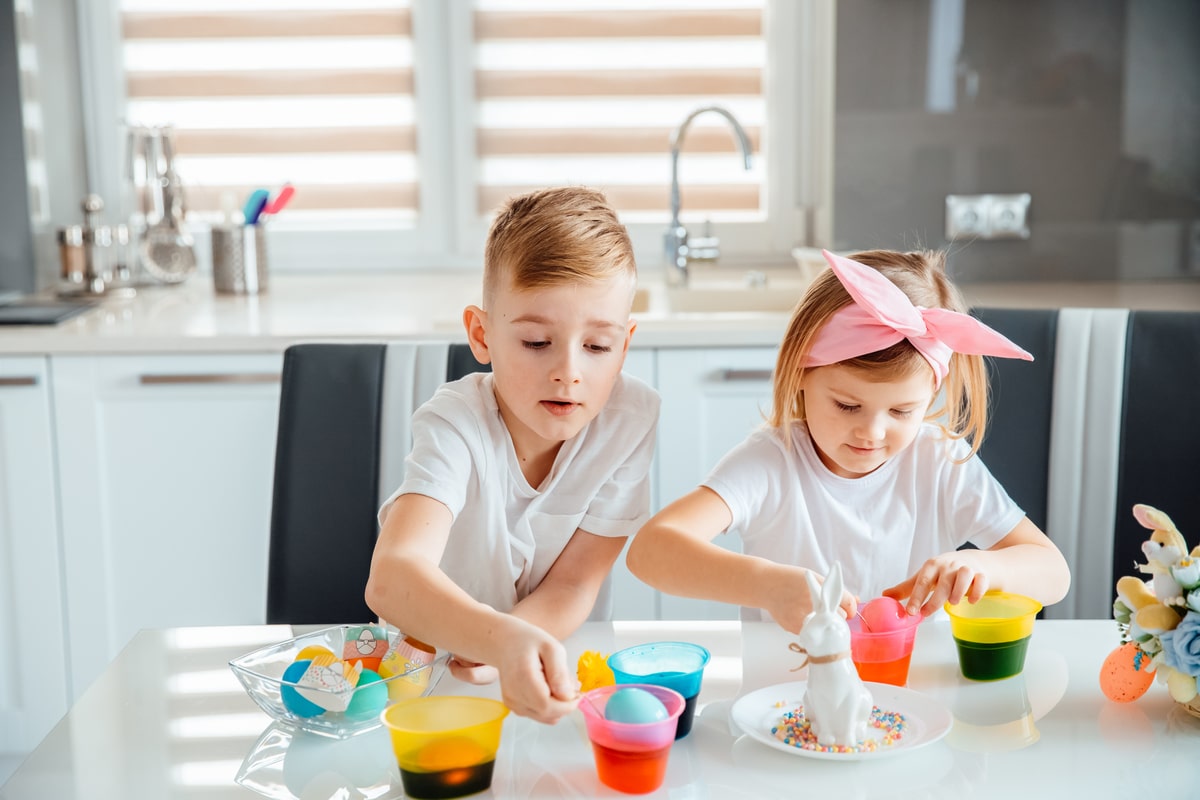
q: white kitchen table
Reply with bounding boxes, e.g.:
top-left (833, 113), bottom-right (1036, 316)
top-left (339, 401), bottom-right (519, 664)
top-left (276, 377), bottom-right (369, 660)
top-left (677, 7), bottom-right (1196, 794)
top-left (2, 619), bottom-right (1196, 799)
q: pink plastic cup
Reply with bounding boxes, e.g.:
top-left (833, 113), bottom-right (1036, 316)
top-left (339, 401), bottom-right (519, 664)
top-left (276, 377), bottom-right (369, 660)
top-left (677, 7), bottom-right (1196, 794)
top-left (848, 597), bottom-right (923, 686)
top-left (578, 684), bottom-right (684, 795)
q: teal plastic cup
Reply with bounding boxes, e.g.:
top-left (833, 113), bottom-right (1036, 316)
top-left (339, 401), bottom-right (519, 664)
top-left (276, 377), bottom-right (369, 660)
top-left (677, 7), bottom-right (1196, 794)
top-left (607, 641), bottom-right (709, 739)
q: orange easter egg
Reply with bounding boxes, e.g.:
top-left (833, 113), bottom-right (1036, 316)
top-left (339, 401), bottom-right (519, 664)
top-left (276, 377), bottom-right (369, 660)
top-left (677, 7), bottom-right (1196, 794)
top-left (1099, 642), bottom-right (1156, 703)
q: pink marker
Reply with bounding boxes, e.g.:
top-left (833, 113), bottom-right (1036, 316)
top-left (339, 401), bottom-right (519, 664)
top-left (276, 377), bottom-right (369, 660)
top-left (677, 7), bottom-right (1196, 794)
top-left (263, 184), bottom-right (295, 216)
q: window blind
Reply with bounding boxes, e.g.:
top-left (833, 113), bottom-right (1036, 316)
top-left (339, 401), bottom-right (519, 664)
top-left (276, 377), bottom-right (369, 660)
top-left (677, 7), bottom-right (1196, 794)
top-left (120, 0), bottom-right (415, 226)
top-left (472, 0), bottom-right (766, 223)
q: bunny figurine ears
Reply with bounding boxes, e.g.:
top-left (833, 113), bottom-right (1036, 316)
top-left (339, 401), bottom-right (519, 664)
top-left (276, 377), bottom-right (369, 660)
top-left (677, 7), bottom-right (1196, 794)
top-left (806, 249), bottom-right (1033, 385)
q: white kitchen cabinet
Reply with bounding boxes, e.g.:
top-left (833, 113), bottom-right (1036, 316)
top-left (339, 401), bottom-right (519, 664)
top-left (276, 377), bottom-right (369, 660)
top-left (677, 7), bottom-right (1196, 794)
top-left (652, 347), bottom-right (778, 619)
top-left (607, 350), bottom-right (657, 620)
top-left (0, 358), bottom-right (70, 759)
top-left (51, 353), bottom-right (283, 699)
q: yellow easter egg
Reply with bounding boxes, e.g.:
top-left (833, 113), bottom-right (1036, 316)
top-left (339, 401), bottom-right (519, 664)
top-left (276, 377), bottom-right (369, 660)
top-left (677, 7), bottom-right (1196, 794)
top-left (414, 737), bottom-right (490, 771)
top-left (1099, 642), bottom-right (1155, 703)
top-left (295, 645), bottom-right (336, 663)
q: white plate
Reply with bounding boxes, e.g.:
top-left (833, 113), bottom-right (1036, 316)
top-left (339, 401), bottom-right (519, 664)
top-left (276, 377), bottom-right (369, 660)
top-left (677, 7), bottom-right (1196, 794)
top-left (730, 680), bottom-right (952, 761)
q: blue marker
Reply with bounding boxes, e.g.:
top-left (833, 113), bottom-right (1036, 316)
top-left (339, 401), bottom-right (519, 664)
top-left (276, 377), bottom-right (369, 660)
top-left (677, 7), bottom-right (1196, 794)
top-left (242, 189), bottom-right (270, 225)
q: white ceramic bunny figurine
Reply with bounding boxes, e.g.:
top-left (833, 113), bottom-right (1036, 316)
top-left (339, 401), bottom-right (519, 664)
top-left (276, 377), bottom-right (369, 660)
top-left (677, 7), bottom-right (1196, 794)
top-left (796, 563), bottom-right (873, 747)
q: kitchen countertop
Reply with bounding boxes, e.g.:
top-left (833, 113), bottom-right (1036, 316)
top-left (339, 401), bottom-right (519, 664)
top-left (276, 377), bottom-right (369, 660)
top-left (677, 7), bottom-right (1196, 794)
top-left (0, 272), bottom-right (1197, 355)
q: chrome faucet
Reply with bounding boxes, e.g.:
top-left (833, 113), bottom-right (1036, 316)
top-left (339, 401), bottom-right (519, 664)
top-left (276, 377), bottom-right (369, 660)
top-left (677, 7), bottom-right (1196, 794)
top-left (664, 105), bottom-right (753, 284)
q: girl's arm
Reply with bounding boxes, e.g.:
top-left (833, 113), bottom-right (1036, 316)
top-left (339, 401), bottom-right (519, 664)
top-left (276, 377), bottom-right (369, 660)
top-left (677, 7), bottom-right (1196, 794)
top-left (625, 487), bottom-right (854, 632)
top-left (364, 493), bottom-right (579, 724)
top-left (884, 517), bottom-right (1071, 616)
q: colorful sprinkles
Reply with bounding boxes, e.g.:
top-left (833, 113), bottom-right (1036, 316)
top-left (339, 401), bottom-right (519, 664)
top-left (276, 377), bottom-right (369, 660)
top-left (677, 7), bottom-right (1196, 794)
top-left (770, 701), bottom-right (908, 754)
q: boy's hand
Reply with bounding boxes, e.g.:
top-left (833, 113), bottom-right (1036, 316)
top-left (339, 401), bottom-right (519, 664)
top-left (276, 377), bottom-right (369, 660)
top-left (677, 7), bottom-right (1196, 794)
top-left (447, 656), bottom-right (499, 685)
top-left (491, 623), bottom-right (580, 725)
top-left (885, 550), bottom-right (989, 617)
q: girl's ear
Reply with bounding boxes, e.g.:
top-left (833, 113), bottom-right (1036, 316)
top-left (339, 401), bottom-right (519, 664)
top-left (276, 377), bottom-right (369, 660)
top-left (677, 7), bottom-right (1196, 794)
top-left (462, 305), bottom-right (493, 365)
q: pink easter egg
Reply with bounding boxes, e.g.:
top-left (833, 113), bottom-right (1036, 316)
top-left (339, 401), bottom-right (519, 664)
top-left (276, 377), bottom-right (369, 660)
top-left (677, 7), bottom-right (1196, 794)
top-left (859, 596), bottom-right (909, 633)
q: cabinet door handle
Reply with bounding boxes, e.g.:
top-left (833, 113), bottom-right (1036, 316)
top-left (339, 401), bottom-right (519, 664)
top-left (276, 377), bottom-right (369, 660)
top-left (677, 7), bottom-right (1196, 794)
top-left (0, 376), bottom-right (38, 387)
top-left (138, 372), bottom-right (281, 386)
top-left (719, 368), bottom-right (773, 382)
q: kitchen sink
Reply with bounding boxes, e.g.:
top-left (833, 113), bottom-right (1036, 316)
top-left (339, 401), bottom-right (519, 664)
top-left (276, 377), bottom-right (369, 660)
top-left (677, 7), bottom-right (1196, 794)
top-left (633, 264), bottom-right (815, 315)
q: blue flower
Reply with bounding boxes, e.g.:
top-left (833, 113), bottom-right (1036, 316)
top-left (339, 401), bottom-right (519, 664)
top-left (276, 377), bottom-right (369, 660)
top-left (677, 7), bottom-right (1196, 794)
top-left (1159, 610), bottom-right (1200, 676)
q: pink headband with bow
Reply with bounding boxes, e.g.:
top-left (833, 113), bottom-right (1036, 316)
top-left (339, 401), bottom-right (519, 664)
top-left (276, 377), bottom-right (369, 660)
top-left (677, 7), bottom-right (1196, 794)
top-left (805, 250), bottom-right (1033, 385)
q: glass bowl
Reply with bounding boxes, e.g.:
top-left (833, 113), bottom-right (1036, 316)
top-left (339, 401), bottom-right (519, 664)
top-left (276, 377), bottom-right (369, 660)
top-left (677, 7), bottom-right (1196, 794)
top-left (230, 624), bottom-right (448, 738)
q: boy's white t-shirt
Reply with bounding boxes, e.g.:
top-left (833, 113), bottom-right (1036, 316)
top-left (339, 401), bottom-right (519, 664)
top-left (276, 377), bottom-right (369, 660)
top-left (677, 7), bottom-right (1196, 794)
top-left (703, 422), bottom-right (1025, 622)
top-left (379, 371), bottom-right (659, 613)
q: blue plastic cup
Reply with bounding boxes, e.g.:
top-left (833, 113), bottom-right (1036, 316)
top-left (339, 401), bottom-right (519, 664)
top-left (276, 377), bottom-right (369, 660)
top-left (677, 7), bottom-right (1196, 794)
top-left (607, 642), bottom-right (710, 739)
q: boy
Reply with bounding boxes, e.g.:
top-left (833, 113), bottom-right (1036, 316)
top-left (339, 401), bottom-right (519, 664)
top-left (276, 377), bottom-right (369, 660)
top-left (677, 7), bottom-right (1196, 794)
top-left (365, 187), bottom-right (658, 724)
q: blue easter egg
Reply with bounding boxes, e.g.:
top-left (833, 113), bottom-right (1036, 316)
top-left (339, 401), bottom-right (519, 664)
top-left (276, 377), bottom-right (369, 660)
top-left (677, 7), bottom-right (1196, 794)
top-left (605, 687), bottom-right (668, 724)
top-left (345, 668), bottom-right (388, 718)
top-left (280, 659), bottom-right (325, 718)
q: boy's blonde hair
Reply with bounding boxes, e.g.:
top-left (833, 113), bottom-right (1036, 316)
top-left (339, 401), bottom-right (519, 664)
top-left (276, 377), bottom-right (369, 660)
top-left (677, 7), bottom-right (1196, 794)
top-left (770, 249), bottom-right (991, 459)
top-left (482, 187), bottom-right (636, 306)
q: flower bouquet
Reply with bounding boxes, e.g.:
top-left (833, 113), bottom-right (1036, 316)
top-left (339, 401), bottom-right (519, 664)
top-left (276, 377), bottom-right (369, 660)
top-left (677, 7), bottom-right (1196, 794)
top-left (1104, 504), bottom-right (1200, 716)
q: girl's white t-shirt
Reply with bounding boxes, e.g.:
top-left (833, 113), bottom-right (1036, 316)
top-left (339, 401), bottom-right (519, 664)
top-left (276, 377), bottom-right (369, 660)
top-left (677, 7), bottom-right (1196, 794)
top-left (703, 422), bottom-right (1025, 621)
top-left (379, 371), bottom-right (659, 613)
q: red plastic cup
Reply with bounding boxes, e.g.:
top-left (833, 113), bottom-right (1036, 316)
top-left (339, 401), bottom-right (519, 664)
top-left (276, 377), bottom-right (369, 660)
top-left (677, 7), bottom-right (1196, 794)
top-left (848, 597), bottom-right (923, 686)
top-left (578, 684), bottom-right (684, 794)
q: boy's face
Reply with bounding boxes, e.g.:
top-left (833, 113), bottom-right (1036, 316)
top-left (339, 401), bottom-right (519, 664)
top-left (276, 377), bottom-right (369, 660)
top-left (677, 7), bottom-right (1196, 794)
top-left (800, 364), bottom-right (935, 478)
top-left (465, 274), bottom-right (636, 456)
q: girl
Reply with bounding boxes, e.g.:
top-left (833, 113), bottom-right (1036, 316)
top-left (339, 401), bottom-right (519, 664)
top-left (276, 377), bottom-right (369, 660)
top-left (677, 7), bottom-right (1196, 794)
top-left (625, 249), bottom-right (1070, 632)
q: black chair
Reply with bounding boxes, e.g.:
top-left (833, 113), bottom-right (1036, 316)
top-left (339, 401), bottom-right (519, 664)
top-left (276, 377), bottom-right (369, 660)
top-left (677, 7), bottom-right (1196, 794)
top-left (1113, 311), bottom-right (1200, 587)
top-left (266, 342), bottom-right (488, 624)
top-left (972, 307), bottom-right (1060, 534)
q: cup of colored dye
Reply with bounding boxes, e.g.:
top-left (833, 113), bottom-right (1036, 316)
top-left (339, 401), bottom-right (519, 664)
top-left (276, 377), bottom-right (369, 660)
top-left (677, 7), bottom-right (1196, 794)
top-left (945, 591), bottom-right (1042, 681)
top-left (380, 696), bottom-right (508, 799)
top-left (578, 684), bottom-right (685, 795)
top-left (847, 597), bottom-right (923, 686)
top-left (607, 641), bottom-right (709, 739)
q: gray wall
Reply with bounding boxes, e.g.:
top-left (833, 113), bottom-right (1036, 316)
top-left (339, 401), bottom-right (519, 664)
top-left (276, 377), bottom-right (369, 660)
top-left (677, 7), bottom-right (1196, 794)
top-left (0, 0), bottom-right (33, 293)
top-left (833, 0), bottom-right (1200, 283)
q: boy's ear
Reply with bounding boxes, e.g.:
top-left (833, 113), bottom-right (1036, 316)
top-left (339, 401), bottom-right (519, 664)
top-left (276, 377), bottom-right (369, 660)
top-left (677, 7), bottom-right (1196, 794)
top-left (621, 319), bottom-right (637, 355)
top-left (462, 305), bottom-right (493, 365)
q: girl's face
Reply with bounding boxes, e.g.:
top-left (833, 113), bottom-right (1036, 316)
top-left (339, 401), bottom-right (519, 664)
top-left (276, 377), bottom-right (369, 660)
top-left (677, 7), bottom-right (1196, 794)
top-left (800, 363), bottom-right (936, 478)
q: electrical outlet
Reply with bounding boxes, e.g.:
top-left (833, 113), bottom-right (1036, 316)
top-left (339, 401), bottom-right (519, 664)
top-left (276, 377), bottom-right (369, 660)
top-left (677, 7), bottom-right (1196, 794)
top-left (945, 195), bottom-right (990, 239)
top-left (945, 193), bottom-right (1032, 240)
top-left (989, 194), bottom-right (1031, 239)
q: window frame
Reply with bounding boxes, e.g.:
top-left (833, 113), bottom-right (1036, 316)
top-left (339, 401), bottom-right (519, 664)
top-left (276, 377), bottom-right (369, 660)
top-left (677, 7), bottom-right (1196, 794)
top-left (74, 0), bottom-right (834, 273)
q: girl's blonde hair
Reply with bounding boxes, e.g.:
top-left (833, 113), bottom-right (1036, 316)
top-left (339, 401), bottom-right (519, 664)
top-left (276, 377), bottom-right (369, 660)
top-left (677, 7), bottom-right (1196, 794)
top-left (769, 249), bottom-right (990, 459)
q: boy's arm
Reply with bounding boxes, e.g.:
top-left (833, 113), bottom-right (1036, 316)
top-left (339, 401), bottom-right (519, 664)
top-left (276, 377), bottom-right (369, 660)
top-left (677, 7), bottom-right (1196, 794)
top-left (365, 493), bottom-right (578, 723)
top-left (884, 517), bottom-right (1071, 616)
top-left (625, 487), bottom-right (850, 632)
top-left (509, 529), bottom-right (626, 638)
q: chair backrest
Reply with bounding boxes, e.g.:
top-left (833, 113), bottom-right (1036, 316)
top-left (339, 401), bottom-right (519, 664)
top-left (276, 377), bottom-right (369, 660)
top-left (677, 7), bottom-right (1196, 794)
top-left (266, 342), bottom-right (487, 624)
top-left (1113, 311), bottom-right (1200, 587)
top-left (972, 307), bottom-right (1059, 534)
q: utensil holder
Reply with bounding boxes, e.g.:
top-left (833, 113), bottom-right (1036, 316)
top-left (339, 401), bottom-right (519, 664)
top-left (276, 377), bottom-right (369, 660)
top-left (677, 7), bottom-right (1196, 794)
top-left (212, 224), bottom-right (268, 295)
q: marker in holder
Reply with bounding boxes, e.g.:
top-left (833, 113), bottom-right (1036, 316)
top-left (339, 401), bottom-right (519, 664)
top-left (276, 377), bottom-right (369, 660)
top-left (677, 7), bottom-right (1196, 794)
top-left (211, 224), bottom-right (269, 295)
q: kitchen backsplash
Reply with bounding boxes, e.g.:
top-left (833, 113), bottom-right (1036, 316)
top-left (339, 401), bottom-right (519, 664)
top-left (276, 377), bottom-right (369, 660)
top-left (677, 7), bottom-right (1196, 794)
top-left (833, 0), bottom-right (1200, 283)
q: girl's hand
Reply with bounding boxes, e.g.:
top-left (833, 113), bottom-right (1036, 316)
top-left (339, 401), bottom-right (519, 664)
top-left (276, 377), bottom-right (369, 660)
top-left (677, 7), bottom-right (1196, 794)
top-left (884, 550), bottom-right (989, 617)
top-left (765, 565), bottom-right (858, 632)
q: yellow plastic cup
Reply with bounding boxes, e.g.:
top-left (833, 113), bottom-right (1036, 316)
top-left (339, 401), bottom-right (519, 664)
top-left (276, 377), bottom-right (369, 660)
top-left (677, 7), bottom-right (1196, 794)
top-left (380, 696), bottom-right (509, 799)
top-left (945, 591), bottom-right (1042, 681)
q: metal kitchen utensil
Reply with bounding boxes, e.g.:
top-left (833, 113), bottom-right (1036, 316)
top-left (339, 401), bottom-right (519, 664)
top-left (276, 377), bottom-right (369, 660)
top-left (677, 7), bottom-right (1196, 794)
top-left (133, 125), bottom-right (196, 284)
